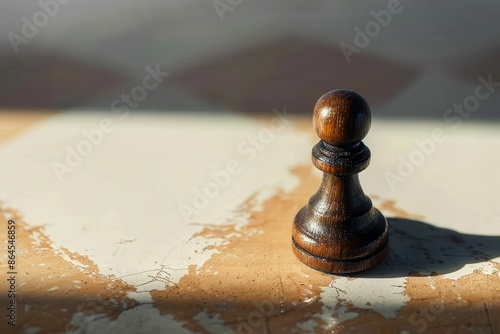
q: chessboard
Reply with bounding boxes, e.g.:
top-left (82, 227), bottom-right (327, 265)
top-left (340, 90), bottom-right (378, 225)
top-left (0, 110), bottom-right (499, 333)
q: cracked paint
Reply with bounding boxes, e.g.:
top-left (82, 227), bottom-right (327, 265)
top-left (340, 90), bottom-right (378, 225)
top-left (0, 206), bottom-right (137, 334)
top-left (0, 113), bottom-right (499, 333)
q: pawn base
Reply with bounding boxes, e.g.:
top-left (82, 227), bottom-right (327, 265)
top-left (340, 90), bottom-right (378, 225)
top-left (291, 237), bottom-right (388, 274)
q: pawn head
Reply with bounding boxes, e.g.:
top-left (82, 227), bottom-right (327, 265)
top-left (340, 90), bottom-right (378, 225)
top-left (313, 89), bottom-right (371, 145)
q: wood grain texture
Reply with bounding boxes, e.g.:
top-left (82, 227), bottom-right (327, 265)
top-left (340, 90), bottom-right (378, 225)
top-left (292, 90), bottom-right (388, 274)
top-left (0, 111), bottom-right (498, 332)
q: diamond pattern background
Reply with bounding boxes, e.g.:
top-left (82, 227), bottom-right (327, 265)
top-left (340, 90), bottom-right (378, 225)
top-left (0, 0), bottom-right (499, 119)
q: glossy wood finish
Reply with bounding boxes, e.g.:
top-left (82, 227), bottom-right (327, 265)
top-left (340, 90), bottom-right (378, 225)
top-left (292, 90), bottom-right (388, 274)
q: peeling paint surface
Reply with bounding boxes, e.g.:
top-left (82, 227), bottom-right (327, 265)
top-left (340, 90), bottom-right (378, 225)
top-left (0, 113), bottom-right (499, 333)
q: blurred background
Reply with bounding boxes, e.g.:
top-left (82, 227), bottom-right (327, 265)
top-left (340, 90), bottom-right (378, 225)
top-left (0, 0), bottom-right (499, 120)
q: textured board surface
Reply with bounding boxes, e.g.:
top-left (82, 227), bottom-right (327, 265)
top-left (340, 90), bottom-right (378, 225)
top-left (0, 111), bottom-right (499, 334)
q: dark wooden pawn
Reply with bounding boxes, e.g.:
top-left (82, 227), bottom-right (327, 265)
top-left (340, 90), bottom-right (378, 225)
top-left (292, 89), bottom-right (388, 274)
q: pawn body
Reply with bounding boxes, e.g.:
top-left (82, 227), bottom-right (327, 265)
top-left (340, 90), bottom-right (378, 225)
top-left (292, 90), bottom-right (388, 274)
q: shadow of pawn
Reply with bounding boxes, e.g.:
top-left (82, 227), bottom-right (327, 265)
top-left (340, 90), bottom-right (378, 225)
top-left (357, 218), bottom-right (500, 278)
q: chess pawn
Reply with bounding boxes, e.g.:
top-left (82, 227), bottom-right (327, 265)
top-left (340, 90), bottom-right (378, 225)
top-left (292, 89), bottom-right (388, 274)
